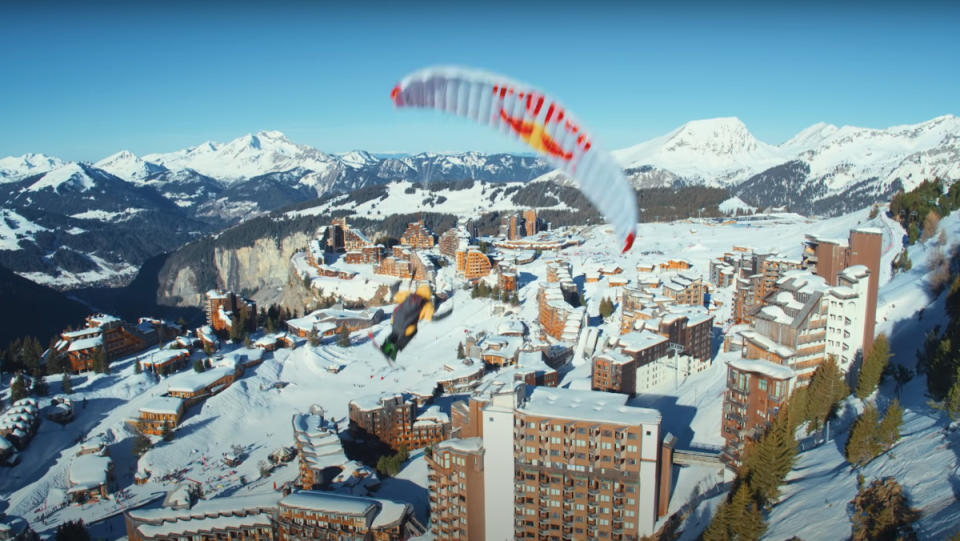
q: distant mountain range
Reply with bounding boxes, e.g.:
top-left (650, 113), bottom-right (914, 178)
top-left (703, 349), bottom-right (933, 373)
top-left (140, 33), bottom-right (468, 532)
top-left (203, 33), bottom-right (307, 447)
top-left (1, 115), bottom-right (957, 290)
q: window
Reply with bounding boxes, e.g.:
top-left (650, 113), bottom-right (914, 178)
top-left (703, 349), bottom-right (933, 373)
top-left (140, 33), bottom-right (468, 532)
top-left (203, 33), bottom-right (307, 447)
top-left (758, 379), bottom-right (767, 391)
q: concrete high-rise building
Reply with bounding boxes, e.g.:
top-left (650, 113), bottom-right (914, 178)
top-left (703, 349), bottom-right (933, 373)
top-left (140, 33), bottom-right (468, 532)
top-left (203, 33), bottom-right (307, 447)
top-left (427, 438), bottom-right (485, 540)
top-left (802, 228), bottom-right (882, 355)
top-left (721, 358), bottom-right (795, 466)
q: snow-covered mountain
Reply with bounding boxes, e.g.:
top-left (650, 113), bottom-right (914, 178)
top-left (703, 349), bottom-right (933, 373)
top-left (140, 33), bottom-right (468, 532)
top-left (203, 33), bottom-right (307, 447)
top-left (2, 115), bottom-right (957, 289)
top-left (0, 153), bottom-right (65, 183)
top-left (93, 150), bottom-right (168, 183)
top-left (143, 130), bottom-right (339, 182)
top-left (605, 114), bottom-right (960, 214)
top-left (613, 117), bottom-right (788, 186)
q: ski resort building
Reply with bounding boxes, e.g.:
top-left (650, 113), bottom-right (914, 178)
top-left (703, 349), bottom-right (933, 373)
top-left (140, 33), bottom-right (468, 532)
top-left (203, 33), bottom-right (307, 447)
top-left (204, 290), bottom-right (257, 335)
top-left (455, 246), bottom-right (492, 280)
top-left (400, 219), bottom-right (435, 249)
top-left (435, 383), bottom-right (671, 539)
top-left (721, 358), bottom-right (796, 466)
top-left (0, 399), bottom-right (39, 450)
top-left (802, 228), bottom-right (882, 355)
top-left (427, 437), bottom-right (485, 540)
top-left (660, 272), bottom-right (707, 306)
top-left (438, 226), bottom-right (471, 258)
top-left (285, 306), bottom-right (385, 339)
top-left (55, 313), bottom-right (169, 372)
top-left (68, 454), bottom-right (114, 503)
top-left (135, 396), bottom-right (186, 436)
top-left (125, 491), bottom-right (425, 541)
top-left (325, 217), bottom-right (373, 253)
top-left (348, 393), bottom-right (450, 451)
top-left (291, 411), bottom-right (378, 491)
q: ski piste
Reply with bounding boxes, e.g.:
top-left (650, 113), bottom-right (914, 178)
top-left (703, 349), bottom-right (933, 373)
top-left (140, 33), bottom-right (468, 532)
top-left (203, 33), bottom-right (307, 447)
top-left (367, 331), bottom-right (402, 370)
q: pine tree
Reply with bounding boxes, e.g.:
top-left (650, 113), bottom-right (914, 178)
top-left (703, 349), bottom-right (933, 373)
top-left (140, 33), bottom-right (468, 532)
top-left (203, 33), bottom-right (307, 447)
top-left (845, 404), bottom-right (882, 467)
top-left (804, 356), bottom-right (849, 431)
top-left (55, 519), bottom-right (91, 541)
top-left (31, 368), bottom-right (48, 396)
top-left (850, 477), bottom-right (919, 541)
top-left (132, 427), bottom-right (152, 457)
top-left (10, 374), bottom-right (28, 402)
top-left (61, 372), bottom-right (72, 394)
top-left (877, 399), bottom-right (903, 448)
top-left (947, 369), bottom-right (960, 421)
top-left (193, 359), bottom-right (206, 373)
top-left (856, 334), bottom-right (890, 399)
top-left (747, 409), bottom-right (797, 508)
top-left (337, 326), bottom-right (351, 347)
top-left (162, 421), bottom-right (175, 442)
top-left (456, 343), bottom-right (465, 359)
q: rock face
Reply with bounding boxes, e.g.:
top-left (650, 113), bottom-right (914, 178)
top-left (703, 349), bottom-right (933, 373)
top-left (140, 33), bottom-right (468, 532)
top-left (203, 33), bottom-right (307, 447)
top-left (159, 231), bottom-right (313, 309)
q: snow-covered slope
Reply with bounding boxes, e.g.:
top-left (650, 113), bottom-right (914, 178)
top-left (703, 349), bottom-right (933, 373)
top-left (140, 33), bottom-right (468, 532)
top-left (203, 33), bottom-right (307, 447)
top-left (25, 163), bottom-right (99, 193)
top-left (93, 150), bottom-right (168, 184)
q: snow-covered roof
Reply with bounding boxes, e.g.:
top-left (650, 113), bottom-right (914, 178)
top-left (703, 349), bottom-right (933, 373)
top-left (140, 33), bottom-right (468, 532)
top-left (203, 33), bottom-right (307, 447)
top-left (618, 330), bottom-right (668, 353)
top-left (840, 264), bottom-right (869, 280)
top-left (62, 328), bottom-right (101, 339)
top-left (140, 349), bottom-right (190, 366)
top-left (0, 436), bottom-right (11, 451)
top-left (68, 335), bottom-right (103, 352)
top-left (87, 313), bottom-right (120, 326)
top-left (497, 318), bottom-right (525, 336)
top-left (280, 491), bottom-right (378, 516)
top-left (594, 350), bottom-right (634, 366)
top-left (728, 358), bottom-right (795, 380)
top-left (138, 513), bottom-right (273, 538)
top-left (853, 227), bottom-right (882, 235)
top-left (128, 493), bottom-right (281, 523)
top-left (166, 365), bottom-right (235, 394)
top-left (140, 396), bottom-right (184, 416)
top-left (436, 437), bottom-right (484, 454)
top-left (520, 387), bottom-right (661, 426)
top-left (740, 330), bottom-right (796, 358)
top-left (760, 305), bottom-right (793, 325)
top-left (68, 454), bottom-right (112, 490)
top-left (350, 392), bottom-right (403, 412)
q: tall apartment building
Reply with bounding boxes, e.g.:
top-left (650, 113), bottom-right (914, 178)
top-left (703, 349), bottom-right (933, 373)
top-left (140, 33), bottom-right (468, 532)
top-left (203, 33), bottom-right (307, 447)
top-left (504, 386), bottom-right (666, 539)
top-left (721, 358), bottom-right (795, 465)
top-left (439, 382), bottom-right (670, 540)
top-left (455, 247), bottom-right (492, 280)
top-left (591, 351), bottom-right (637, 396)
top-left (537, 281), bottom-right (586, 342)
top-left (427, 438), bottom-right (485, 540)
top-left (292, 412), bottom-right (348, 490)
top-left (204, 290), bottom-right (257, 334)
top-left (661, 273), bottom-right (707, 306)
top-left (731, 254), bottom-right (802, 324)
top-left (325, 217), bottom-right (372, 253)
top-left (348, 393), bottom-right (450, 451)
top-left (400, 219), bottom-right (435, 249)
top-left (802, 228), bottom-right (882, 355)
top-left (438, 226), bottom-right (471, 258)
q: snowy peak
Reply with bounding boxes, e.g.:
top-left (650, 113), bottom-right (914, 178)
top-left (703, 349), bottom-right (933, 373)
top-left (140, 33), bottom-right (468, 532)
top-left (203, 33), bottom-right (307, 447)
top-left (94, 150), bottom-right (167, 183)
top-left (613, 117), bottom-right (787, 185)
top-left (662, 117), bottom-right (762, 155)
top-left (0, 153), bottom-right (65, 183)
top-left (779, 122), bottom-right (839, 153)
top-left (339, 150), bottom-right (378, 168)
top-left (25, 163), bottom-right (97, 193)
top-left (143, 131), bottom-right (336, 182)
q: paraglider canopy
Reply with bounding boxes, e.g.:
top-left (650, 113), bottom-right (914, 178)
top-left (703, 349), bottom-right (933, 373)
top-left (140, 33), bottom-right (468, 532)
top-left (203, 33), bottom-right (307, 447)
top-left (391, 66), bottom-right (638, 253)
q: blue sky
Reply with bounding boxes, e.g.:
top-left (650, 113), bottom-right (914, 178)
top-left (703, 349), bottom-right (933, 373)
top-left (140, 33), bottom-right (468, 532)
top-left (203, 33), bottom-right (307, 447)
top-left (1, 1), bottom-right (957, 161)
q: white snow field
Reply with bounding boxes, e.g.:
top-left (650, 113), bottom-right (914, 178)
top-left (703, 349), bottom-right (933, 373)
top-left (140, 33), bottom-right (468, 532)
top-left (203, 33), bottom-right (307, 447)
top-left (3, 203), bottom-right (959, 539)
